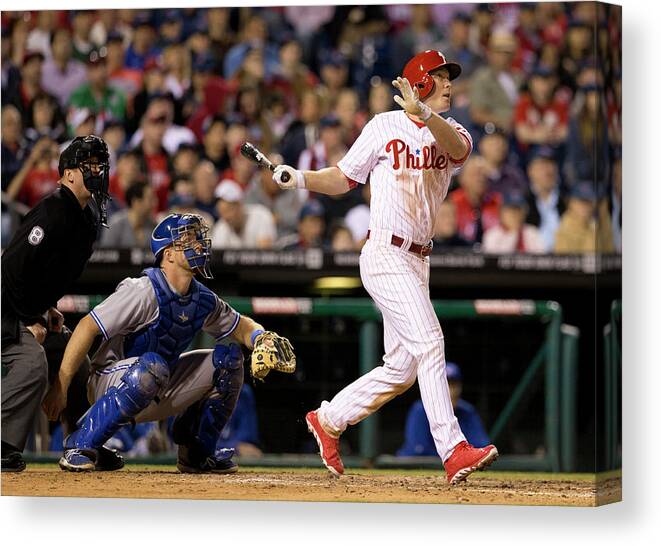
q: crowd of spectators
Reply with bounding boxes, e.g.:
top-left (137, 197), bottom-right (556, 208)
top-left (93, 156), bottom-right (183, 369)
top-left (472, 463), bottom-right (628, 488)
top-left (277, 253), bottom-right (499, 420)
top-left (1, 3), bottom-right (622, 255)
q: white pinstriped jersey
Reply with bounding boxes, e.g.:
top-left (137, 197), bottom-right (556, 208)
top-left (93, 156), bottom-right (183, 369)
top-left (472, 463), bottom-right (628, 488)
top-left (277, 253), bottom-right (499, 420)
top-left (337, 111), bottom-right (472, 243)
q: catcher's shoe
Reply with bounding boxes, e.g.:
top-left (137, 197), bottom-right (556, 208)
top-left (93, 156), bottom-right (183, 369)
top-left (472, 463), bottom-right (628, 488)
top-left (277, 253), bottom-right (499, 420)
top-left (95, 446), bottom-right (125, 471)
top-left (59, 448), bottom-right (97, 472)
top-left (444, 441), bottom-right (498, 485)
top-left (176, 446), bottom-right (238, 474)
top-left (306, 410), bottom-right (344, 477)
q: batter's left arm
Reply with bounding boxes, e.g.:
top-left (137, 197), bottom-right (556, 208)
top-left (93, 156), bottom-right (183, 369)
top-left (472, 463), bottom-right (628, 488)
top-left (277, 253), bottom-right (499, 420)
top-left (301, 167), bottom-right (352, 195)
top-left (272, 165), bottom-right (352, 196)
top-left (425, 115), bottom-right (470, 162)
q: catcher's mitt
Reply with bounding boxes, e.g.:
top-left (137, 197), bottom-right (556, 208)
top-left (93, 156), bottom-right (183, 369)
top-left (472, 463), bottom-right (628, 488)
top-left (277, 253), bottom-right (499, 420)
top-left (250, 331), bottom-right (296, 381)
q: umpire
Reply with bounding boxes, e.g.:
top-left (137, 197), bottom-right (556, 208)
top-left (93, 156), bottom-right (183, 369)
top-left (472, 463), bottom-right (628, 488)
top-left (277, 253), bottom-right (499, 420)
top-left (1, 135), bottom-right (111, 472)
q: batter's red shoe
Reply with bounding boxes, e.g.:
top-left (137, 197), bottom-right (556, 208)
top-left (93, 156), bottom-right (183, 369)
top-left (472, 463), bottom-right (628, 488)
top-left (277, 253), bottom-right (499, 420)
top-left (306, 410), bottom-right (344, 477)
top-left (444, 441), bottom-right (498, 485)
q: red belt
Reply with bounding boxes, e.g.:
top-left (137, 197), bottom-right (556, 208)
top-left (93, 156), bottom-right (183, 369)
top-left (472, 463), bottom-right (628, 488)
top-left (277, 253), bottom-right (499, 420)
top-left (366, 230), bottom-right (433, 257)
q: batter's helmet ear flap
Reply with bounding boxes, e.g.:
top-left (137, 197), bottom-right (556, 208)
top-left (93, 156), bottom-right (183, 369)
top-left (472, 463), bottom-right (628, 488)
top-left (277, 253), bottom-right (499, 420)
top-left (403, 50), bottom-right (462, 100)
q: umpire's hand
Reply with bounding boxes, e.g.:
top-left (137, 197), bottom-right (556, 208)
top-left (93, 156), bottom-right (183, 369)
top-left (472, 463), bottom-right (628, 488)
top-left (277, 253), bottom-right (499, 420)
top-left (26, 323), bottom-right (47, 345)
top-left (47, 307), bottom-right (64, 333)
top-left (42, 379), bottom-right (68, 421)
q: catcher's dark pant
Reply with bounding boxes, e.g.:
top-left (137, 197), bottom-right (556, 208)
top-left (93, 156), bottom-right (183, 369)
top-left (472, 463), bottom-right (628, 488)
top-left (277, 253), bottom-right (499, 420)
top-left (1, 325), bottom-right (48, 452)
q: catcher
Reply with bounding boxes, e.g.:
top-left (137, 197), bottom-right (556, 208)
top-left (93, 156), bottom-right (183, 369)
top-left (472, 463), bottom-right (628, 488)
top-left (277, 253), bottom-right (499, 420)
top-left (42, 213), bottom-right (295, 473)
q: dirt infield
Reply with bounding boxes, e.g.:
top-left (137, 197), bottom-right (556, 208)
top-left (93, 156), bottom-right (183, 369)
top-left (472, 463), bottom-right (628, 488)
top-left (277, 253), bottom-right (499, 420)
top-left (1, 466), bottom-right (621, 507)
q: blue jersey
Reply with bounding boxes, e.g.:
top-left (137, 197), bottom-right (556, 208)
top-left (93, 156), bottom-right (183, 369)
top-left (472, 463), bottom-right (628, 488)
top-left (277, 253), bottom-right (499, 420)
top-left (397, 399), bottom-right (490, 457)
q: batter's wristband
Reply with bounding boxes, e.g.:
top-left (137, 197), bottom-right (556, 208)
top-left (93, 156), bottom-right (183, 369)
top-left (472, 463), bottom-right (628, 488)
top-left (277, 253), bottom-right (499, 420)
top-left (297, 171), bottom-right (306, 189)
top-left (419, 102), bottom-right (433, 122)
top-left (250, 329), bottom-right (265, 346)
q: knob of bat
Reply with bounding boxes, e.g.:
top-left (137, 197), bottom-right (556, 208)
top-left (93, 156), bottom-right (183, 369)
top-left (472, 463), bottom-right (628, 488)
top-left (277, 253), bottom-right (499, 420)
top-left (281, 171), bottom-right (290, 183)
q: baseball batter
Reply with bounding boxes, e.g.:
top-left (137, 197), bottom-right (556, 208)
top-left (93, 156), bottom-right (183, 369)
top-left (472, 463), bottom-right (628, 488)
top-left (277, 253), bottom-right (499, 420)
top-left (42, 213), bottom-right (295, 472)
top-left (272, 51), bottom-right (498, 484)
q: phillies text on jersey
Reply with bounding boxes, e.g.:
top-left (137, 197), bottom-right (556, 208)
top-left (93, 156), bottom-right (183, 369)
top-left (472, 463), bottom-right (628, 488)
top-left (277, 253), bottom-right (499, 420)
top-left (337, 111), bottom-right (472, 243)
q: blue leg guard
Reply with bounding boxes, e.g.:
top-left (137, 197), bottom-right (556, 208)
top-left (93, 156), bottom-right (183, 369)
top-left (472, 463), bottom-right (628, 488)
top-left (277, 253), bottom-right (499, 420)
top-left (65, 353), bottom-right (170, 452)
top-left (172, 343), bottom-right (243, 462)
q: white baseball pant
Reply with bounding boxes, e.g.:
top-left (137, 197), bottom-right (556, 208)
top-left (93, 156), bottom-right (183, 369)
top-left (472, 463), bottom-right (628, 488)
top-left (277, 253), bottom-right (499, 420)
top-left (317, 229), bottom-right (466, 461)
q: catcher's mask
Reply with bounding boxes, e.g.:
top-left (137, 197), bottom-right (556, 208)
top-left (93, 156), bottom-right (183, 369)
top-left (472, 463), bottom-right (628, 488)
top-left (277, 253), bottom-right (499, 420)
top-left (59, 135), bottom-right (111, 227)
top-left (151, 213), bottom-right (213, 279)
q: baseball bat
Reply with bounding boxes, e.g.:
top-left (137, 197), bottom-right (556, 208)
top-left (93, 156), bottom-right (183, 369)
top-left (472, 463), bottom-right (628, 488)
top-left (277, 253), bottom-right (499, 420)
top-left (240, 142), bottom-right (290, 183)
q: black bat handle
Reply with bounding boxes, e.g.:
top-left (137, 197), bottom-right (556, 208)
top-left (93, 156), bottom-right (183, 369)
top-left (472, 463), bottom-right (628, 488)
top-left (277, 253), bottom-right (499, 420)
top-left (280, 169), bottom-right (290, 183)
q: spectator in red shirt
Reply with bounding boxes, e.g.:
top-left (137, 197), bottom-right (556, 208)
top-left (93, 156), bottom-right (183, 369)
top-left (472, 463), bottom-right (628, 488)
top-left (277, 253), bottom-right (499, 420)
top-left (222, 143), bottom-right (257, 191)
top-left (183, 55), bottom-right (235, 142)
top-left (535, 2), bottom-right (567, 47)
top-left (483, 192), bottom-right (545, 254)
top-left (132, 102), bottom-right (172, 211)
top-left (225, 123), bottom-right (249, 162)
top-left (513, 4), bottom-right (543, 75)
top-left (514, 65), bottom-right (569, 161)
top-left (449, 156), bottom-right (501, 245)
top-left (106, 31), bottom-right (143, 101)
top-left (7, 137), bottom-right (60, 208)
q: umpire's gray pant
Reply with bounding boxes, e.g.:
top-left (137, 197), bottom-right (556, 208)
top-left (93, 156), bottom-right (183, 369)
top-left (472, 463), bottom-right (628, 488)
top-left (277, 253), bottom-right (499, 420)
top-left (1, 325), bottom-right (48, 451)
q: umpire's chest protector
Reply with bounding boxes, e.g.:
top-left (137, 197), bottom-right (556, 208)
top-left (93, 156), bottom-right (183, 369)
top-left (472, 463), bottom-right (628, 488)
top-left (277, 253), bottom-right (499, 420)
top-left (123, 268), bottom-right (216, 368)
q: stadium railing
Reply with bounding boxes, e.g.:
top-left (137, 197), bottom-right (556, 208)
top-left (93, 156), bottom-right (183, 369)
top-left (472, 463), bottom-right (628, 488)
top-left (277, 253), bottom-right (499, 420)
top-left (603, 299), bottom-right (622, 471)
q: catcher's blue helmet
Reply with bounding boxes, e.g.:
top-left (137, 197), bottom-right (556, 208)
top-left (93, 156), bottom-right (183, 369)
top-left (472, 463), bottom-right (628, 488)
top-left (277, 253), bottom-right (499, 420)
top-left (151, 213), bottom-right (213, 278)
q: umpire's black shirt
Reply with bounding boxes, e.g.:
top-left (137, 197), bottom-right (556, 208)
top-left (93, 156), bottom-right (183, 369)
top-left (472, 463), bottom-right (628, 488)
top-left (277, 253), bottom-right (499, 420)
top-left (2, 185), bottom-right (98, 344)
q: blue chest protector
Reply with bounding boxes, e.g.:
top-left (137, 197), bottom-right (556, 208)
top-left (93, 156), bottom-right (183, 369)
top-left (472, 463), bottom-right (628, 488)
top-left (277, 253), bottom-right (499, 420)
top-left (123, 268), bottom-right (217, 369)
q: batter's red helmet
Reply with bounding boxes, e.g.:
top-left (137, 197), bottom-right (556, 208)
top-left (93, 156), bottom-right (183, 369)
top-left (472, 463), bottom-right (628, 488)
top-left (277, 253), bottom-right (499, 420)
top-left (402, 50), bottom-right (462, 100)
